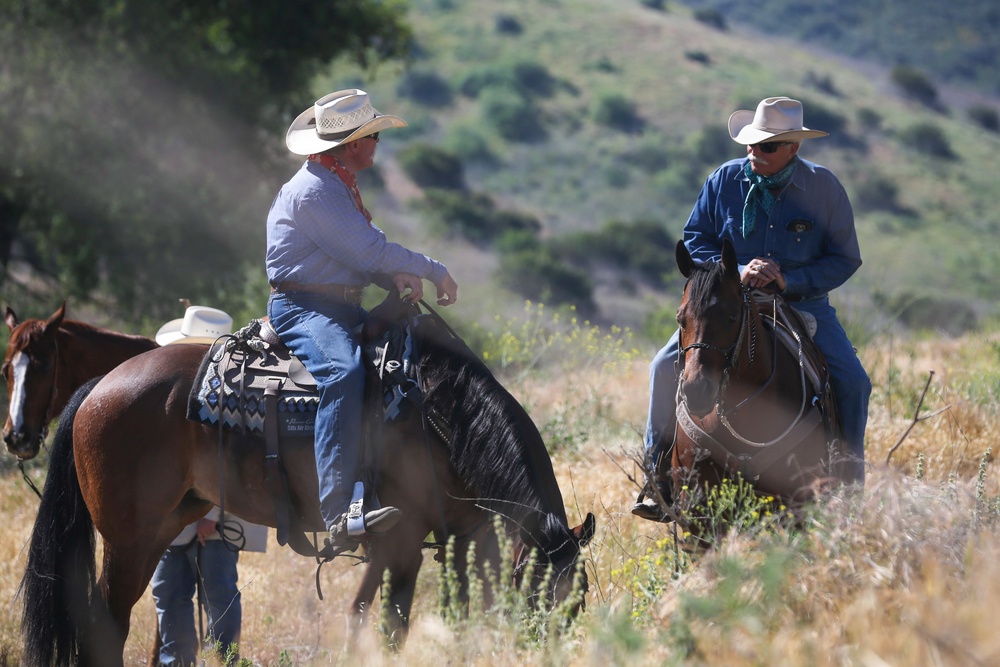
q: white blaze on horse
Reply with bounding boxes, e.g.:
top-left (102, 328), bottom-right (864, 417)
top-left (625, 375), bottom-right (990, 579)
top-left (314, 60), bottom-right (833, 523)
top-left (3, 303), bottom-right (158, 459)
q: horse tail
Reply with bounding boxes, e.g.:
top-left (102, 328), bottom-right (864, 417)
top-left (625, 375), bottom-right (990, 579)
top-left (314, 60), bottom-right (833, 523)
top-left (20, 376), bottom-right (102, 667)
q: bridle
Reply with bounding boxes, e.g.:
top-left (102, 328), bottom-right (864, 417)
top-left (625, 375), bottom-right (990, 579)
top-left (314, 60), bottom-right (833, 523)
top-left (678, 279), bottom-right (756, 380)
top-left (678, 278), bottom-right (812, 449)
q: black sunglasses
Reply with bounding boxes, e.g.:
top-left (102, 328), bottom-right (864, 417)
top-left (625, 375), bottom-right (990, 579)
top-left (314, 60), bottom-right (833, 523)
top-left (367, 132), bottom-right (380, 141)
top-left (752, 141), bottom-right (793, 154)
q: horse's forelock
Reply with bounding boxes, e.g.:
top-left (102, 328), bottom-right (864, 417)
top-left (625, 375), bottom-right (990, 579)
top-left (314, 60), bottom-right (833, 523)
top-left (685, 260), bottom-right (728, 308)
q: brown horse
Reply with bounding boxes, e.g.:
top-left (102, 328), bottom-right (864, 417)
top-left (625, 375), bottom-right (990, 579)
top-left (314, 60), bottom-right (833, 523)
top-left (3, 303), bottom-right (158, 459)
top-left (670, 239), bottom-right (858, 529)
top-left (20, 294), bottom-right (595, 666)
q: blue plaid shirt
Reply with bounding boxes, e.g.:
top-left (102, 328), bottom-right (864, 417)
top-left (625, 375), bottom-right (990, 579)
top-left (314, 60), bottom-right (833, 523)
top-left (683, 157), bottom-right (861, 298)
top-left (266, 160), bottom-right (448, 290)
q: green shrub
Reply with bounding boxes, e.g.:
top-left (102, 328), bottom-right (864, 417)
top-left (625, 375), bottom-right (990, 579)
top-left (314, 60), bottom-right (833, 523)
top-left (592, 92), bottom-right (643, 133)
top-left (873, 290), bottom-right (978, 335)
top-left (494, 13), bottom-right (523, 35)
top-left (851, 172), bottom-right (902, 212)
top-left (480, 87), bottom-right (547, 141)
top-left (897, 122), bottom-right (955, 159)
top-left (496, 245), bottom-right (596, 314)
top-left (550, 219), bottom-right (676, 288)
top-left (693, 8), bottom-right (727, 30)
top-left (459, 59), bottom-right (557, 99)
top-left (397, 144), bottom-right (466, 190)
top-left (396, 69), bottom-right (453, 108)
top-left (968, 104), bottom-right (1000, 132)
top-left (418, 189), bottom-right (541, 244)
top-left (443, 124), bottom-right (498, 164)
top-left (891, 65), bottom-right (940, 108)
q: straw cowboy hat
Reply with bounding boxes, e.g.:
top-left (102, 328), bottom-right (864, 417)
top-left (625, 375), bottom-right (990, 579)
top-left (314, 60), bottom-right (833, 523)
top-left (285, 89), bottom-right (407, 156)
top-left (728, 96), bottom-right (829, 145)
top-left (155, 306), bottom-right (233, 345)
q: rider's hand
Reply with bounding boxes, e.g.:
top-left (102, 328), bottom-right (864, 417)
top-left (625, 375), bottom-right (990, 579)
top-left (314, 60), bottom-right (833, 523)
top-left (435, 273), bottom-right (459, 306)
top-left (741, 258), bottom-right (786, 292)
top-left (393, 273), bottom-right (424, 302)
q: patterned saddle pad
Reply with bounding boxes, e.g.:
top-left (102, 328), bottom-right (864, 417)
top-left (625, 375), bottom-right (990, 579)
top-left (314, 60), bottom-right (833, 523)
top-left (187, 312), bottom-right (423, 437)
top-left (187, 320), bottom-right (319, 438)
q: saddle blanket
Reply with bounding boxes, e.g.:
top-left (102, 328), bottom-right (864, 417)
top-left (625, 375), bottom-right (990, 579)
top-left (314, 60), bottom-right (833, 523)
top-left (187, 323), bottom-right (319, 438)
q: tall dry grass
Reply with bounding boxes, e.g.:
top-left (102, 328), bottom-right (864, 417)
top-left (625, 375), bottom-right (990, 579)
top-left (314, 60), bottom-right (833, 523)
top-left (2, 325), bottom-right (1000, 665)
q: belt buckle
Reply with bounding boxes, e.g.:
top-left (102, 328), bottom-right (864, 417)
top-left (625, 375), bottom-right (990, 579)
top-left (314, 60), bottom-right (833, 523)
top-left (344, 285), bottom-right (365, 305)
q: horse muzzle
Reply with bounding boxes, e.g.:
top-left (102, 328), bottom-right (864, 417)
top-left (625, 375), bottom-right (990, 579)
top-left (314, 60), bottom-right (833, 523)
top-left (679, 377), bottom-right (719, 418)
top-left (3, 424), bottom-right (45, 460)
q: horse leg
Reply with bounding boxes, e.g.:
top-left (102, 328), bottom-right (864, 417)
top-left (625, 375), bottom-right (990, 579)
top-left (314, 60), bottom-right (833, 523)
top-left (349, 527), bottom-right (426, 651)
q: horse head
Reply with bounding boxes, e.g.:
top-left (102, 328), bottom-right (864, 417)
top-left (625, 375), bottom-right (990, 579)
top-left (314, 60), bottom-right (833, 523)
top-left (3, 303), bottom-right (65, 459)
top-left (516, 510), bottom-right (596, 613)
top-left (676, 239), bottom-right (747, 418)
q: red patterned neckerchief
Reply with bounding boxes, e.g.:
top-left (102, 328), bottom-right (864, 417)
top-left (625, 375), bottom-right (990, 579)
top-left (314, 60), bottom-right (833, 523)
top-left (308, 153), bottom-right (373, 225)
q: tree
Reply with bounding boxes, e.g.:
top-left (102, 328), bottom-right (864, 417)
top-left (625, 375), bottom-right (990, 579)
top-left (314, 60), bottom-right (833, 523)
top-left (0, 0), bottom-right (411, 319)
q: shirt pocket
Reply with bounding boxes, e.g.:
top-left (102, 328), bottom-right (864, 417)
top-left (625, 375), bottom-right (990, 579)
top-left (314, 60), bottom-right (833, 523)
top-left (778, 218), bottom-right (822, 266)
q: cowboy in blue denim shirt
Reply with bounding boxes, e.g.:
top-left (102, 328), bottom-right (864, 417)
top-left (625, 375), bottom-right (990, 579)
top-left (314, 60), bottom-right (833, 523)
top-left (266, 89), bottom-right (458, 545)
top-left (634, 97), bottom-right (871, 521)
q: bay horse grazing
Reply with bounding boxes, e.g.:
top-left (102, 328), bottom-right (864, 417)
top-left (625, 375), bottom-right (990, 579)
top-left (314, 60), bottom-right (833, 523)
top-left (21, 294), bottom-right (595, 666)
top-left (3, 303), bottom-right (158, 459)
top-left (670, 239), bottom-right (859, 530)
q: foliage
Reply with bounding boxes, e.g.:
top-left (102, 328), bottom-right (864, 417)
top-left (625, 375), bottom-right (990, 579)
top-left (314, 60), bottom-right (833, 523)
top-left (675, 0), bottom-right (1000, 94)
top-left (470, 301), bottom-right (641, 376)
top-left (479, 88), bottom-right (548, 142)
top-left (890, 65), bottom-right (941, 108)
top-left (0, 0), bottom-right (412, 320)
top-left (872, 290), bottom-right (978, 336)
top-left (459, 59), bottom-right (558, 100)
top-left (396, 69), bottom-right (454, 108)
top-left (398, 144), bottom-right (467, 190)
top-left (968, 104), bottom-right (1000, 132)
top-left (896, 122), bottom-right (955, 159)
top-left (591, 93), bottom-right (644, 134)
top-left (549, 219), bottom-right (677, 288)
top-left (496, 246), bottom-right (596, 315)
top-left (417, 189), bottom-right (540, 244)
top-left (693, 8), bottom-right (727, 30)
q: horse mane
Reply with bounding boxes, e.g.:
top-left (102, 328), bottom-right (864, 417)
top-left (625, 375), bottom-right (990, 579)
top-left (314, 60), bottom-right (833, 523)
top-left (411, 315), bottom-right (576, 559)
top-left (9, 316), bottom-right (156, 351)
top-left (686, 259), bottom-right (729, 308)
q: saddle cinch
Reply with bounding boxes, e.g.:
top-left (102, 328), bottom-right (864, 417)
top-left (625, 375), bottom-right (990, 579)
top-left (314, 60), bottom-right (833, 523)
top-left (187, 314), bottom-right (422, 557)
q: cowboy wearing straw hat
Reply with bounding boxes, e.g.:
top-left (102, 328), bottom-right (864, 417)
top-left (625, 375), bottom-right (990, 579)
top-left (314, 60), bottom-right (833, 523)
top-left (266, 89), bottom-right (459, 546)
top-left (634, 96), bottom-right (870, 521)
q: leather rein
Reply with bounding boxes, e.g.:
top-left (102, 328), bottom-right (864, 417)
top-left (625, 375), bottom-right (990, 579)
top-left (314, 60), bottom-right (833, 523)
top-left (678, 282), bottom-right (811, 448)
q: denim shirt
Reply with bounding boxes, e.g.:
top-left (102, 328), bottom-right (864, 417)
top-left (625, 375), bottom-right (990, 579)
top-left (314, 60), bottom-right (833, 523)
top-left (683, 157), bottom-right (861, 298)
top-left (266, 160), bottom-right (448, 290)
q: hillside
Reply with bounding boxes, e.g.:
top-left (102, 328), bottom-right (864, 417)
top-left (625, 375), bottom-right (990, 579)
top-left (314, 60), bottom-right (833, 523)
top-left (312, 0), bottom-right (1000, 338)
top-left (677, 0), bottom-right (1000, 94)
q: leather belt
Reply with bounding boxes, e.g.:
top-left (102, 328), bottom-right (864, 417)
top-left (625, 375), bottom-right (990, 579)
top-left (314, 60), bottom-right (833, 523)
top-left (782, 292), bottom-right (825, 303)
top-left (270, 281), bottom-right (365, 305)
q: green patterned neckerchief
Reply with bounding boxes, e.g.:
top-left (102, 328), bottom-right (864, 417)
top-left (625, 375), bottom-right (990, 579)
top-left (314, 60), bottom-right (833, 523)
top-left (741, 158), bottom-right (797, 237)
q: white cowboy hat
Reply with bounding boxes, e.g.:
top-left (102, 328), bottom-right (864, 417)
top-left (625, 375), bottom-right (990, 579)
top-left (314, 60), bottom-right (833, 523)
top-left (285, 89), bottom-right (407, 156)
top-left (728, 96), bottom-right (829, 145)
top-left (155, 306), bottom-right (233, 345)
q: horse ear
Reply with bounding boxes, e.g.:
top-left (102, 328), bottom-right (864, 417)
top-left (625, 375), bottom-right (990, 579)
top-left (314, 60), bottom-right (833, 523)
top-left (676, 240), bottom-right (695, 278)
top-left (43, 302), bottom-right (66, 335)
top-left (573, 512), bottom-right (596, 547)
top-left (4, 306), bottom-right (17, 332)
top-left (721, 239), bottom-right (739, 279)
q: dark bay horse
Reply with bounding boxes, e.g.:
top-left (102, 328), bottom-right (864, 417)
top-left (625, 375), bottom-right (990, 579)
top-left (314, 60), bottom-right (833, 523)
top-left (3, 303), bottom-right (158, 459)
top-left (670, 239), bottom-right (857, 529)
top-left (21, 295), bottom-right (595, 666)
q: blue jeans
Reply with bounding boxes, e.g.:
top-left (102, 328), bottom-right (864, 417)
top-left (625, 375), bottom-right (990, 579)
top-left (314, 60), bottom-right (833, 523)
top-left (267, 292), bottom-right (366, 530)
top-left (151, 541), bottom-right (241, 666)
top-left (645, 297), bottom-right (870, 475)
